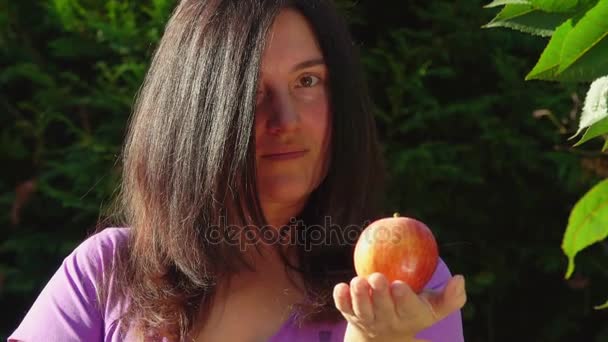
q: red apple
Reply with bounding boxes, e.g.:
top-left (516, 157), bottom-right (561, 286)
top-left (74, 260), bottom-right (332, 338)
top-left (353, 213), bottom-right (439, 294)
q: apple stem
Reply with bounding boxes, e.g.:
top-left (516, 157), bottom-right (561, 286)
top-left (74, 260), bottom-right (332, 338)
top-left (393, 212), bottom-right (400, 218)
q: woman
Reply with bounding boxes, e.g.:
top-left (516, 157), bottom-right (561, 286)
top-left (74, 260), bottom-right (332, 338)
top-left (8, 0), bottom-right (466, 341)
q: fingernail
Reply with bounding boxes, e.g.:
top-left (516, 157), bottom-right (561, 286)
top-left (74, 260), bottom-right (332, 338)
top-left (353, 279), bottom-right (368, 294)
top-left (371, 274), bottom-right (386, 291)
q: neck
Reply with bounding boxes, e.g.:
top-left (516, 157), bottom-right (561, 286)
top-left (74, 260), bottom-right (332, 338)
top-left (261, 198), bottom-right (307, 229)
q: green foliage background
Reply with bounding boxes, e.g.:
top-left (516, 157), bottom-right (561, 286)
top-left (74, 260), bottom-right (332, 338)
top-left (2, 0), bottom-right (608, 340)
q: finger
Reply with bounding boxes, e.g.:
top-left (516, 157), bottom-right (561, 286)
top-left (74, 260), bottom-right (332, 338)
top-left (350, 276), bottom-right (374, 323)
top-left (391, 280), bottom-right (422, 319)
top-left (420, 275), bottom-right (467, 321)
top-left (368, 273), bottom-right (394, 320)
top-left (333, 282), bottom-right (354, 317)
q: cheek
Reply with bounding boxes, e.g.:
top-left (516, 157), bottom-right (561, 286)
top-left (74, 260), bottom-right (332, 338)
top-left (300, 98), bottom-right (331, 141)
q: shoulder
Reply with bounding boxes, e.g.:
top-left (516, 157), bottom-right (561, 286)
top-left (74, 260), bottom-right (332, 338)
top-left (70, 227), bottom-right (131, 273)
top-left (8, 227), bottom-right (132, 342)
top-left (60, 226), bottom-right (131, 297)
top-left (67, 227), bottom-right (133, 327)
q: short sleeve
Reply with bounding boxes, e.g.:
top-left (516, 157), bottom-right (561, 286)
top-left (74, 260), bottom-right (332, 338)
top-left (415, 257), bottom-right (465, 342)
top-left (7, 227), bottom-right (129, 342)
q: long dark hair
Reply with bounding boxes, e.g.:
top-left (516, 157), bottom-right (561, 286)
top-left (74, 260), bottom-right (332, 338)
top-left (100, 0), bottom-right (387, 340)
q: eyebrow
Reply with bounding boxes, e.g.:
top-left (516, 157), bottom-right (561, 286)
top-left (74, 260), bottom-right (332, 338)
top-left (290, 58), bottom-right (325, 73)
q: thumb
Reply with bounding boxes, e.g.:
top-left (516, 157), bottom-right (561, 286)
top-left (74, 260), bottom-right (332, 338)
top-left (420, 275), bottom-right (467, 321)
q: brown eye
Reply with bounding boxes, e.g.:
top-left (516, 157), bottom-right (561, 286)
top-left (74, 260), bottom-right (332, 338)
top-left (298, 75), bottom-right (320, 88)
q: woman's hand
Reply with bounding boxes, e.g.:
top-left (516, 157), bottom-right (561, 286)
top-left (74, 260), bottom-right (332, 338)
top-left (333, 273), bottom-right (466, 342)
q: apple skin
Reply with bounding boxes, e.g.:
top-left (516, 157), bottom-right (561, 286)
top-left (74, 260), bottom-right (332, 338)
top-left (353, 213), bottom-right (439, 294)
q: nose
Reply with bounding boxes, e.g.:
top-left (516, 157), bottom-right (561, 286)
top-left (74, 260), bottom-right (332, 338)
top-left (266, 90), bottom-right (300, 135)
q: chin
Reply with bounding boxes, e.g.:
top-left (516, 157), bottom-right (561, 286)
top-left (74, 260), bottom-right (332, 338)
top-left (259, 180), bottom-right (314, 205)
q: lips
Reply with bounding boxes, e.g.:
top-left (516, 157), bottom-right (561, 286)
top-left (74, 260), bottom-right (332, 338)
top-left (261, 150), bottom-right (308, 160)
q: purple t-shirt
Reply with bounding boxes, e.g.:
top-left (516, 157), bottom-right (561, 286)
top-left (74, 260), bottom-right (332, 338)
top-left (8, 227), bottom-right (464, 341)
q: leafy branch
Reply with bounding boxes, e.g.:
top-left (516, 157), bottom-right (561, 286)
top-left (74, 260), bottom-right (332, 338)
top-left (484, 0), bottom-right (608, 309)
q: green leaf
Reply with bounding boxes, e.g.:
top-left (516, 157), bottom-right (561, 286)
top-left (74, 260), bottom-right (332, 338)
top-left (595, 299), bottom-right (608, 310)
top-left (0, 63), bottom-right (54, 87)
top-left (482, 4), bottom-right (572, 37)
top-left (556, 1), bottom-right (608, 82)
top-left (48, 36), bottom-right (103, 59)
top-left (145, 0), bottom-right (173, 23)
top-left (531, 0), bottom-right (580, 12)
top-left (526, 19), bottom-right (574, 80)
top-left (571, 76), bottom-right (608, 139)
top-left (484, 0), bottom-right (531, 8)
top-left (573, 116), bottom-right (608, 147)
top-left (562, 178), bottom-right (608, 279)
top-left (51, 0), bottom-right (88, 31)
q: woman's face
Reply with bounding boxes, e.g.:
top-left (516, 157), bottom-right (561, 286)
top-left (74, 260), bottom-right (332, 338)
top-left (255, 8), bottom-right (331, 211)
